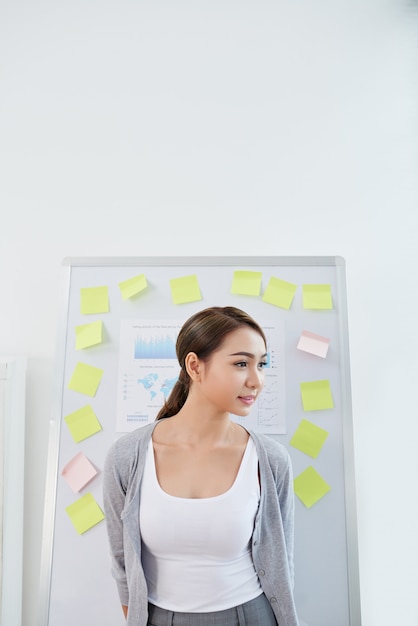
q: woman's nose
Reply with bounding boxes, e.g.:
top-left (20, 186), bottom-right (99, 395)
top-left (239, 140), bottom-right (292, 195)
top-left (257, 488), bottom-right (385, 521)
top-left (247, 367), bottom-right (264, 389)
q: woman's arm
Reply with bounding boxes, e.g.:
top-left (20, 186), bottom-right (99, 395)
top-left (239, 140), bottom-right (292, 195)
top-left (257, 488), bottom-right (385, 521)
top-left (103, 442), bottom-right (130, 606)
top-left (276, 448), bottom-right (295, 586)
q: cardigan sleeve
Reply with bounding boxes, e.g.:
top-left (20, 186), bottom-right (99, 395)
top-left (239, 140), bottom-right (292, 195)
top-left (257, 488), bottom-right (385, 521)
top-left (103, 441), bottom-right (130, 605)
top-left (275, 446), bottom-right (295, 587)
top-left (260, 434), bottom-right (296, 588)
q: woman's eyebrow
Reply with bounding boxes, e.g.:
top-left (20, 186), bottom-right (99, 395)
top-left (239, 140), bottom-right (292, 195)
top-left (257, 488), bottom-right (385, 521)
top-left (229, 351), bottom-right (268, 359)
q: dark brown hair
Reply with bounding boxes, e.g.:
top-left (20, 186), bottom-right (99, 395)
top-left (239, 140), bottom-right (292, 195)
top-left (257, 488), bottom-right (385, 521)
top-left (155, 306), bottom-right (266, 420)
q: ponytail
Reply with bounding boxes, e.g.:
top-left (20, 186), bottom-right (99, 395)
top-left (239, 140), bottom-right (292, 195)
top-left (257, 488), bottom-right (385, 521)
top-left (155, 367), bottom-right (190, 420)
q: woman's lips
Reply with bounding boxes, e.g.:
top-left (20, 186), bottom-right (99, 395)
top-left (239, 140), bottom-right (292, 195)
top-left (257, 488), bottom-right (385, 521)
top-left (238, 395), bottom-right (256, 405)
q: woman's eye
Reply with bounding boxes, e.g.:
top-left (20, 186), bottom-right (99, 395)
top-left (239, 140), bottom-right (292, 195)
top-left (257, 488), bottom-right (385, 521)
top-left (235, 361), bottom-right (247, 367)
top-left (258, 361), bottom-right (268, 369)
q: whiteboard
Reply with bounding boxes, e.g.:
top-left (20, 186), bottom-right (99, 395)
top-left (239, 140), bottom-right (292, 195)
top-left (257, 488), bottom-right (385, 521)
top-left (0, 357), bottom-right (26, 626)
top-left (38, 256), bottom-right (360, 626)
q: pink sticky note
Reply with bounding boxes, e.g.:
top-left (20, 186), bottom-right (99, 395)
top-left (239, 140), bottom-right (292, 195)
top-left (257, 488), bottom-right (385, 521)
top-left (61, 452), bottom-right (98, 493)
top-left (297, 330), bottom-right (330, 358)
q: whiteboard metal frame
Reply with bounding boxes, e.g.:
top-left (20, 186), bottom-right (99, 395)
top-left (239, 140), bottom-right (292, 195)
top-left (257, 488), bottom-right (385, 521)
top-left (335, 263), bottom-right (361, 625)
top-left (38, 267), bottom-right (71, 626)
top-left (38, 255), bottom-right (361, 626)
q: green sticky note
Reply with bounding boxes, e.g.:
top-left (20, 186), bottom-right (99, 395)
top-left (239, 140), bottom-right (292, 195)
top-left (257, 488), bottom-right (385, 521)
top-left (80, 286), bottom-right (109, 314)
top-left (64, 405), bottom-right (102, 442)
top-left (300, 380), bottom-right (334, 411)
top-left (231, 271), bottom-right (262, 296)
top-left (302, 284), bottom-right (333, 310)
top-left (65, 493), bottom-right (105, 534)
top-left (290, 419), bottom-right (329, 458)
top-left (169, 274), bottom-right (202, 304)
top-left (294, 466), bottom-right (331, 508)
top-left (68, 362), bottom-right (104, 397)
top-left (118, 274), bottom-right (148, 300)
top-left (75, 320), bottom-right (103, 350)
top-left (262, 276), bottom-right (297, 310)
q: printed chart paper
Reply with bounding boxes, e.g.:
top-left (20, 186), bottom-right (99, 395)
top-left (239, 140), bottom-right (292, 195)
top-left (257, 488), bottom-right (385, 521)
top-left (116, 319), bottom-right (286, 434)
top-left (116, 320), bottom-right (183, 431)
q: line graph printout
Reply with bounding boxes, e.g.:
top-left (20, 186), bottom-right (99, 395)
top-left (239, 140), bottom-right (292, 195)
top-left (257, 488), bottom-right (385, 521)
top-left (231, 320), bottom-right (286, 434)
top-left (116, 319), bottom-right (286, 434)
top-left (116, 320), bottom-right (182, 432)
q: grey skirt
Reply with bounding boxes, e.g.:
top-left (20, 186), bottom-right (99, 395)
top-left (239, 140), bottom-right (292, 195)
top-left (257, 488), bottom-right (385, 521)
top-left (147, 593), bottom-right (278, 626)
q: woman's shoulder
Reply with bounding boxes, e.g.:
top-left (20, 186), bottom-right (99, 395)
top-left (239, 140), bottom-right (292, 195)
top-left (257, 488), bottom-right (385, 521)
top-left (106, 422), bottom-right (156, 464)
top-left (248, 430), bottom-right (291, 468)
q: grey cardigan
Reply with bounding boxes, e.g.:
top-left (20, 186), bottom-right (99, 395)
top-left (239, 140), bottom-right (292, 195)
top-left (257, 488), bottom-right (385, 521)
top-left (103, 422), bottom-right (299, 626)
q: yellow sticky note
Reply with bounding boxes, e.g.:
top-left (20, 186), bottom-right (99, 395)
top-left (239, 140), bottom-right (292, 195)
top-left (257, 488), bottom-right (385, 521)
top-left (170, 274), bottom-right (202, 304)
top-left (231, 271), bottom-right (262, 296)
top-left (302, 284), bottom-right (333, 310)
top-left (65, 493), bottom-right (105, 534)
top-left (262, 276), bottom-right (297, 310)
top-left (294, 466), bottom-right (331, 508)
top-left (290, 419), bottom-right (329, 458)
top-left (64, 405), bottom-right (102, 442)
top-left (68, 362), bottom-right (104, 397)
top-left (75, 320), bottom-right (103, 350)
top-left (80, 286), bottom-right (109, 314)
top-left (118, 274), bottom-right (148, 300)
top-left (300, 380), bottom-right (334, 411)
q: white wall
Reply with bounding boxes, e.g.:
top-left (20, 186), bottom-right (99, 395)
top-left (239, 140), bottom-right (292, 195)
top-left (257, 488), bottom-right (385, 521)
top-left (0, 1), bottom-right (417, 624)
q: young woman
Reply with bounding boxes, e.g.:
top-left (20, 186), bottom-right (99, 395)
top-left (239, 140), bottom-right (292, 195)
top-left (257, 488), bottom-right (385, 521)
top-left (103, 306), bottom-right (299, 626)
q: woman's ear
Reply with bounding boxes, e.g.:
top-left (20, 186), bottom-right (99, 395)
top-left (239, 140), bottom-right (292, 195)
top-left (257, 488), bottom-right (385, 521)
top-left (184, 352), bottom-right (202, 381)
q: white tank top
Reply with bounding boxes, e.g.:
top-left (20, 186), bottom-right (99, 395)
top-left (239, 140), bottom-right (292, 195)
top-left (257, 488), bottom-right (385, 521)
top-left (139, 437), bottom-right (262, 612)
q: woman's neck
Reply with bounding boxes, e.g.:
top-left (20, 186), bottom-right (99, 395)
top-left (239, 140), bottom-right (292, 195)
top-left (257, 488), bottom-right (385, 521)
top-left (156, 401), bottom-right (245, 447)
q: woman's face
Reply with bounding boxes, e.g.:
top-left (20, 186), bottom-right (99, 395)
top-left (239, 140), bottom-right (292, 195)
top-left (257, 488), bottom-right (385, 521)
top-left (193, 326), bottom-right (268, 417)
